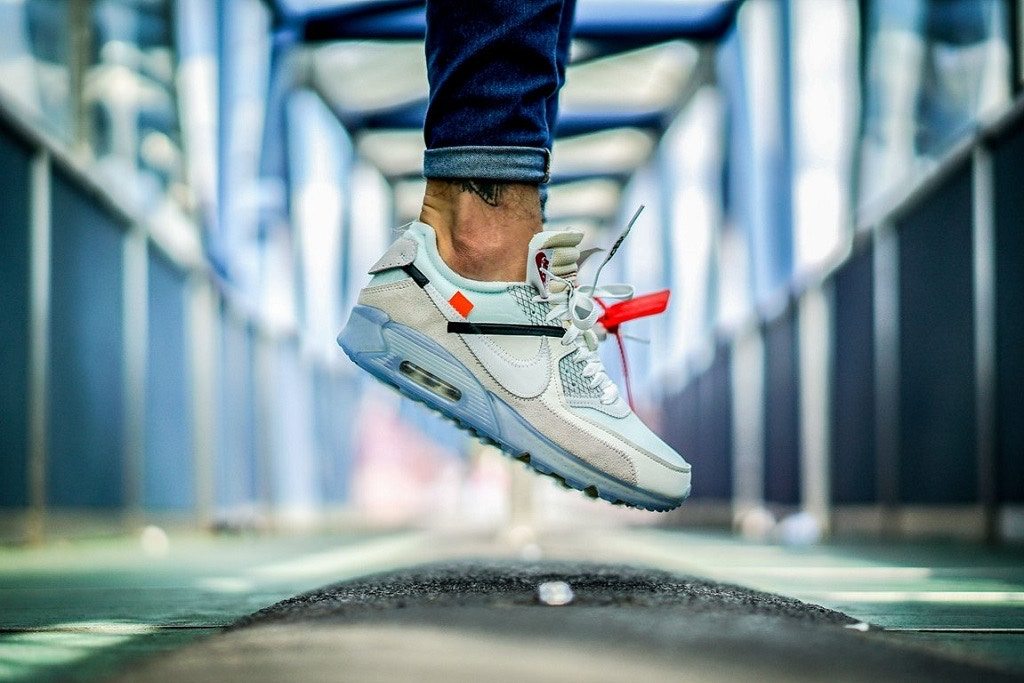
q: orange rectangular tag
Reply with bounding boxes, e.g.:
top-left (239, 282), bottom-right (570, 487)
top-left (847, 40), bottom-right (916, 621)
top-left (448, 291), bottom-right (474, 318)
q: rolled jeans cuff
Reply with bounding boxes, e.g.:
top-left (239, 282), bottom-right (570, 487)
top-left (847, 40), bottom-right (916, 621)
top-left (423, 145), bottom-right (551, 183)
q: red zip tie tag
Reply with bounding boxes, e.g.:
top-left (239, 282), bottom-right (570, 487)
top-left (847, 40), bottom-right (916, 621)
top-left (596, 289), bottom-right (670, 411)
top-left (597, 289), bottom-right (670, 334)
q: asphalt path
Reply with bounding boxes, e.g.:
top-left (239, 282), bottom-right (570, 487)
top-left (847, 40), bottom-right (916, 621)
top-left (121, 561), bottom-right (1023, 682)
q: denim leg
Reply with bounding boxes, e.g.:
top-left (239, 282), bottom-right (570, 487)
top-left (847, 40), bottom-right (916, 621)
top-left (541, 0), bottom-right (576, 209)
top-left (423, 0), bottom-right (573, 183)
top-left (546, 0), bottom-right (577, 151)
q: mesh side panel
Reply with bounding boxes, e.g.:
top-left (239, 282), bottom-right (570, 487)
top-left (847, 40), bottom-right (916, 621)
top-left (508, 284), bottom-right (602, 399)
top-left (559, 352), bottom-right (604, 398)
top-left (507, 285), bottom-right (549, 325)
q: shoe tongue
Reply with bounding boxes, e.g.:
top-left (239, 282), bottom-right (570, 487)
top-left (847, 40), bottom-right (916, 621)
top-left (526, 230), bottom-right (584, 295)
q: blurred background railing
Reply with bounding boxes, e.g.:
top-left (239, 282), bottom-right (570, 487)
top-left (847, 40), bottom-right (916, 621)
top-left (0, 0), bottom-right (1022, 543)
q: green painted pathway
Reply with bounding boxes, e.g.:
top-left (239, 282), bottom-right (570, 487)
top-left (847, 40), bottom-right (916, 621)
top-left (584, 529), bottom-right (1024, 675)
top-left (0, 531), bottom-right (429, 681)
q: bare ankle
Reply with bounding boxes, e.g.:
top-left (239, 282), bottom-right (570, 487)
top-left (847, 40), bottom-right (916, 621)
top-left (419, 179), bottom-right (541, 282)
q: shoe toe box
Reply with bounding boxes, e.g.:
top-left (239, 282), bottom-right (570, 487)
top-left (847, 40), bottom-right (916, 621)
top-left (573, 407), bottom-right (691, 500)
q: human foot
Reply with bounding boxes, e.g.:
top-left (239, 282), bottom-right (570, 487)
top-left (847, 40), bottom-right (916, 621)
top-left (418, 178), bottom-right (541, 282)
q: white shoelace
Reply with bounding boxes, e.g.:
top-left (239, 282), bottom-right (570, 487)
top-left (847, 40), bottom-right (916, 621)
top-left (533, 274), bottom-right (633, 404)
top-left (531, 206), bottom-right (645, 406)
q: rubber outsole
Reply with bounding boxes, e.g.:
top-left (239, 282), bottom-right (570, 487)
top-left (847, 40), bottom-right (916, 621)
top-left (337, 304), bottom-right (689, 512)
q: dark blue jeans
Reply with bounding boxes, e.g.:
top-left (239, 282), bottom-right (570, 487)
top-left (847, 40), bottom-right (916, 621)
top-left (422, 0), bottom-right (577, 184)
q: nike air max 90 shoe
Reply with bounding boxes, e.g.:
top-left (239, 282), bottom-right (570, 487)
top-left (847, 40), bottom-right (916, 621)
top-left (337, 219), bottom-right (691, 511)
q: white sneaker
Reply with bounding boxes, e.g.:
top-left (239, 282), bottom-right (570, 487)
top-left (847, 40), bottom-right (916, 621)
top-left (337, 221), bottom-right (691, 510)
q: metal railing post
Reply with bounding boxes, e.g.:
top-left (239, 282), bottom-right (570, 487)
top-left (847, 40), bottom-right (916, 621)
top-left (731, 326), bottom-right (765, 520)
top-left (973, 146), bottom-right (998, 542)
top-left (873, 222), bottom-right (900, 536)
top-left (798, 284), bottom-right (833, 535)
top-left (122, 227), bottom-right (149, 521)
top-left (27, 151), bottom-right (51, 543)
top-left (188, 276), bottom-right (218, 528)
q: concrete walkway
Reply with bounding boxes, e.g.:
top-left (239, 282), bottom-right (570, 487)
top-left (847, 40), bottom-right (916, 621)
top-left (123, 560), bottom-right (1016, 683)
top-left (1, 528), bottom-right (1022, 681)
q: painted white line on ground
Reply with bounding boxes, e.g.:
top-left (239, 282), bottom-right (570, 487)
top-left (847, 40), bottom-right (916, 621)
top-left (196, 576), bottom-right (257, 593)
top-left (885, 627), bottom-right (1024, 633)
top-left (698, 566), bottom-right (934, 580)
top-left (0, 624), bottom-right (224, 633)
top-left (248, 532), bottom-right (430, 582)
top-left (793, 591), bottom-right (1024, 604)
top-left (0, 623), bottom-right (160, 635)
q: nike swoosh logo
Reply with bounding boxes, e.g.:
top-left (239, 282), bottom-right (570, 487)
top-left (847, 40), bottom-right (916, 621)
top-left (460, 334), bottom-right (551, 399)
top-left (417, 280), bottom-right (552, 398)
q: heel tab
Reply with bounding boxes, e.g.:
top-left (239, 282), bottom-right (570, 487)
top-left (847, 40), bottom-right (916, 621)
top-left (368, 236), bottom-right (418, 274)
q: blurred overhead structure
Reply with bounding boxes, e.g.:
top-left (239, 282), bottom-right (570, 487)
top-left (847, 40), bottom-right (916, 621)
top-left (257, 0), bottom-right (740, 226)
top-left (272, 0), bottom-right (740, 43)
